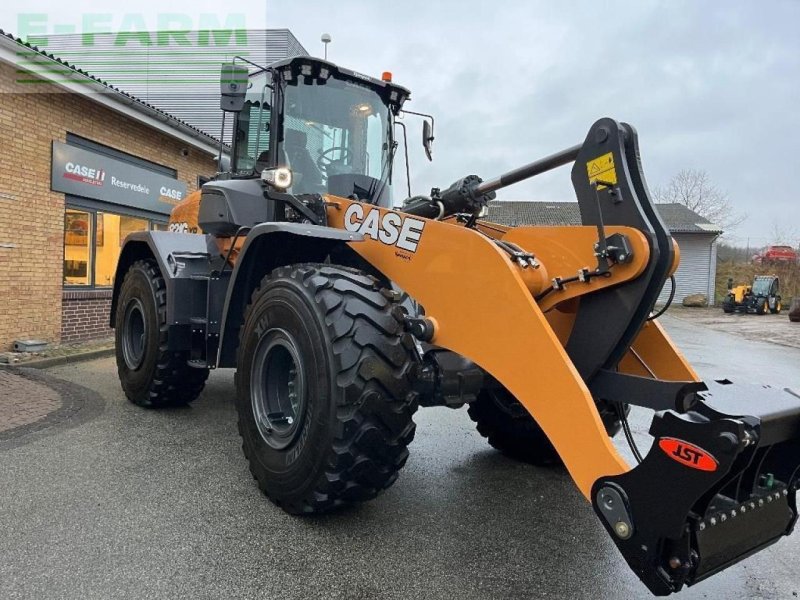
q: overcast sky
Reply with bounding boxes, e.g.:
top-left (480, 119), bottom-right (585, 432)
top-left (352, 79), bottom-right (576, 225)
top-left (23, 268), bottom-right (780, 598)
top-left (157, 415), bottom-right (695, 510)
top-left (3, 1), bottom-right (799, 244)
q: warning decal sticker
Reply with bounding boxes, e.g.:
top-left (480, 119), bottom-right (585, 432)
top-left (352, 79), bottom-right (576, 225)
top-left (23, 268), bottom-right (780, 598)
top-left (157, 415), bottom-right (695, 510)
top-left (586, 152), bottom-right (617, 189)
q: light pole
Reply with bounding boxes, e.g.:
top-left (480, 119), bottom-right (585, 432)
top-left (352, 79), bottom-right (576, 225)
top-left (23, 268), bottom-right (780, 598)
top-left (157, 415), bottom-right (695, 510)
top-left (321, 33), bottom-right (331, 60)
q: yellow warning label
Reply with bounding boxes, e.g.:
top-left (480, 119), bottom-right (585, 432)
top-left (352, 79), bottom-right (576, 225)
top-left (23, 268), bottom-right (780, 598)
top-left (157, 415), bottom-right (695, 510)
top-left (586, 152), bottom-right (617, 189)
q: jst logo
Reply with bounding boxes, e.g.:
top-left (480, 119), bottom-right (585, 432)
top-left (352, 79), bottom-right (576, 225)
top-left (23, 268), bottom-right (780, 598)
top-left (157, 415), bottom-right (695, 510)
top-left (63, 162), bottom-right (105, 187)
top-left (344, 204), bottom-right (425, 253)
top-left (659, 438), bottom-right (718, 472)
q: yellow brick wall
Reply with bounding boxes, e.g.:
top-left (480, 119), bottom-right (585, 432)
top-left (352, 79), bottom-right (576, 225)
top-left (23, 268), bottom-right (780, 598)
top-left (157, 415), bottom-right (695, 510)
top-left (0, 60), bottom-right (217, 350)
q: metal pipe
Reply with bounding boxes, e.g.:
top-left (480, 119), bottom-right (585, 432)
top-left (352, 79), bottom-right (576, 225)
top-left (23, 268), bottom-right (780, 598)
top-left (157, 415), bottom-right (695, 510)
top-left (475, 143), bottom-right (582, 195)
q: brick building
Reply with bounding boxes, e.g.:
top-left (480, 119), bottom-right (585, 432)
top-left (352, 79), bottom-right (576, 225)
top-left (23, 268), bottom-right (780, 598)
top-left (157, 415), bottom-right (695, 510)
top-left (0, 31), bottom-right (221, 349)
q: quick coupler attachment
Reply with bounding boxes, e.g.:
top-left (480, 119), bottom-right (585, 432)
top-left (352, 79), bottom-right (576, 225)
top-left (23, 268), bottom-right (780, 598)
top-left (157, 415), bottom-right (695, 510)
top-left (592, 380), bottom-right (800, 595)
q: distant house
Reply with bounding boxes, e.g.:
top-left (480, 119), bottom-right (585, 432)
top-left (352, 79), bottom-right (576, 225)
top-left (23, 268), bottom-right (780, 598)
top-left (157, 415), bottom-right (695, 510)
top-left (486, 201), bottom-right (723, 305)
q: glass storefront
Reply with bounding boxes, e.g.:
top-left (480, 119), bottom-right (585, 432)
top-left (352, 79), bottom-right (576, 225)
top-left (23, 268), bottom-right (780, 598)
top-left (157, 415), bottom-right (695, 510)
top-left (64, 209), bottom-right (92, 286)
top-left (63, 207), bottom-right (165, 287)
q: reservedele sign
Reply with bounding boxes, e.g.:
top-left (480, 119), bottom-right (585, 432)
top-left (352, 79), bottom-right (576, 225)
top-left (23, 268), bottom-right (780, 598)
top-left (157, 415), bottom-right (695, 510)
top-left (51, 141), bottom-right (187, 215)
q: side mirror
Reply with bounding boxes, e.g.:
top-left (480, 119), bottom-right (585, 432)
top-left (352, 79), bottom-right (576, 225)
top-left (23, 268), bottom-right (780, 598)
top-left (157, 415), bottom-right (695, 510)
top-left (422, 120), bottom-right (434, 161)
top-left (220, 63), bottom-right (248, 112)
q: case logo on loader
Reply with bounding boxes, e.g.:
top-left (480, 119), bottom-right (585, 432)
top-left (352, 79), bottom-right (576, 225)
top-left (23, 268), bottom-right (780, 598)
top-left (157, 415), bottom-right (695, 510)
top-left (344, 204), bottom-right (425, 253)
top-left (659, 437), bottom-right (718, 472)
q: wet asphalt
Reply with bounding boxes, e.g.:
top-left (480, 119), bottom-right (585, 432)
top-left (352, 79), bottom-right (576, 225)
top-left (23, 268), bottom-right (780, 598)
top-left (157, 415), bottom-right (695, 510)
top-left (0, 315), bottom-right (798, 599)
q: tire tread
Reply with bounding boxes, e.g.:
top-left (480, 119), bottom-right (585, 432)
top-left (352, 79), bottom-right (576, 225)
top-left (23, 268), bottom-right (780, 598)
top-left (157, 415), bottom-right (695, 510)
top-left (236, 263), bottom-right (418, 514)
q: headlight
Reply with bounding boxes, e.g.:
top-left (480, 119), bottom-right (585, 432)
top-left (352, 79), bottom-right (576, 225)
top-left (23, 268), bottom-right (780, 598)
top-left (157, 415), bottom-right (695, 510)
top-left (262, 167), bottom-right (292, 190)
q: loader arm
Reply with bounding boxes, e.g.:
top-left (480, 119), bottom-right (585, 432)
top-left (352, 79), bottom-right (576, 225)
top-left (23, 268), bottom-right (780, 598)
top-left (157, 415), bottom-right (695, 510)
top-left (324, 118), bottom-right (800, 595)
top-left (327, 198), bottom-right (638, 495)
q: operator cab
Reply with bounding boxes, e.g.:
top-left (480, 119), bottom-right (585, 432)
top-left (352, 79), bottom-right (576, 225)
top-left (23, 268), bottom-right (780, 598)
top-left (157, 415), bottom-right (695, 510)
top-left (231, 57), bottom-right (410, 208)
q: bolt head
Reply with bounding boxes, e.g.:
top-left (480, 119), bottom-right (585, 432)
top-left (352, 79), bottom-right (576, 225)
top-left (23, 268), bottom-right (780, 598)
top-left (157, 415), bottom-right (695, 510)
top-left (614, 521), bottom-right (631, 539)
top-left (710, 517), bottom-right (717, 526)
top-left (668, 557), bottom-right (682, 569)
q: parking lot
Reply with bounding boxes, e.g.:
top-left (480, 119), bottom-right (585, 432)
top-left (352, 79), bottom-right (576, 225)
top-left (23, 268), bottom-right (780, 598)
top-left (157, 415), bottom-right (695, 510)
top-left (0, 314), bottom-right (798, 600)
top-left (667, 306), bottom-right (799, 350)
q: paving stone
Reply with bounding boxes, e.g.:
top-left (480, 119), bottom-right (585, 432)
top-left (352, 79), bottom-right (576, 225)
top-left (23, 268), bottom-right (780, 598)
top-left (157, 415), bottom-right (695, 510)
top-left (0, 370), bottom-right (61, 433)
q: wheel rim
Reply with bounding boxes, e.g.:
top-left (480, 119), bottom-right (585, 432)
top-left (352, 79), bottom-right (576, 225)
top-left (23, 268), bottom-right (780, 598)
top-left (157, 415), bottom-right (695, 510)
top-left (122, 298), bottom-right (147, 370)
top-left (250, 329), bottom-right (306, 450)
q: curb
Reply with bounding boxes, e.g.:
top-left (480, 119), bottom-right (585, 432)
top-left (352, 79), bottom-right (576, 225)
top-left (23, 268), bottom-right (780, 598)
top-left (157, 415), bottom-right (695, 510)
top-left (1, 347), bottom-right (115, 370)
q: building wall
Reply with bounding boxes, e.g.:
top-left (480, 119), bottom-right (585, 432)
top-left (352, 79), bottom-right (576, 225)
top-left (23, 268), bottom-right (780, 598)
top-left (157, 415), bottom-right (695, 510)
top-left (61, 290), bottom-right (113, 342)
top-left (657, 233), bottom-right (718, 305)
top-left (0, 60), bottom-right (217, 349)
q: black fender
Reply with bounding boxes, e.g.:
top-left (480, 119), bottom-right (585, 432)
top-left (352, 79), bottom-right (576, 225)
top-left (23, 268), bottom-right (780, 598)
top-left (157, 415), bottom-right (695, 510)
top-left (215, 223), bottom-right (363, 368)
top-left (110, 231), bottom-right (219, 329)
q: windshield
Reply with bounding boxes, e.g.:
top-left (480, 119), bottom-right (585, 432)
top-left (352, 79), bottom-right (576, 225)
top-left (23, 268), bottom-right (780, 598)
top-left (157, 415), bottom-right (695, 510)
top-left (282, 75), bottom-right (393, 203)
top-left (752, 278), bottom-right (772, 296)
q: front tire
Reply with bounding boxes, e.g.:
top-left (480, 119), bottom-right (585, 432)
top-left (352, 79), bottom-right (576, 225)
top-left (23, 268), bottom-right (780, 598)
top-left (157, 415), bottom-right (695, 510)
top-left (235, 264), bottom-right (418, 514)
top-left (115, 260), bottom-right (209, 407)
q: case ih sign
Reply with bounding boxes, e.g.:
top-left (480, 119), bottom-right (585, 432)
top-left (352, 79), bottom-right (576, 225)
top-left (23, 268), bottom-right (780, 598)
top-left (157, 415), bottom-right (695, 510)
top-left (51, 141), bottom-right (187, 214)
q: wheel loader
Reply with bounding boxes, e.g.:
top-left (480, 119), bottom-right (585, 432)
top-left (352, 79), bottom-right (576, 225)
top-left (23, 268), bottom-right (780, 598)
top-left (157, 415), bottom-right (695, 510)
top-left (111, 56), bottom-right (800, 596)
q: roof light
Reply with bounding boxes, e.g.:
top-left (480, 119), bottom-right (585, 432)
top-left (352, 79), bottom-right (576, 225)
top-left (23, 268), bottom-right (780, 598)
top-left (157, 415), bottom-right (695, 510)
top-left (381, 71), bottom-right (392, 82)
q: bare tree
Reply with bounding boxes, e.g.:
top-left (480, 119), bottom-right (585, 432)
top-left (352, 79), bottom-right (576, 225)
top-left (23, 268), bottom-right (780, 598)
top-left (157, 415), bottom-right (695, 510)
top-left (769, 220), bottom-right (799, 246)
top-left (652, 169), bottom-right (745, 232)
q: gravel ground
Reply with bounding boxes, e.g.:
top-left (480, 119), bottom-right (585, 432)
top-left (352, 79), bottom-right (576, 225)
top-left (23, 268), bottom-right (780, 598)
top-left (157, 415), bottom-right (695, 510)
top-left (667, 306), bottom-right (800, 350)
top-left (0, 315), bottom-right (798, 599)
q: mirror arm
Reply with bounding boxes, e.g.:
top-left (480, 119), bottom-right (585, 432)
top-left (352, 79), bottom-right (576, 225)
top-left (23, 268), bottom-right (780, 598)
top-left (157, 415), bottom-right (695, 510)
top-left (394, 121), bottom-right (412, 198)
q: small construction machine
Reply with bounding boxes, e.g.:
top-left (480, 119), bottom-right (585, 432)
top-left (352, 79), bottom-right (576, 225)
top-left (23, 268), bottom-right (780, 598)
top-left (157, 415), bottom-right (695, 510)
top-left (111, 56), bottom-right (800, 596)
top-left (722, 275), bottom-right (782, 314)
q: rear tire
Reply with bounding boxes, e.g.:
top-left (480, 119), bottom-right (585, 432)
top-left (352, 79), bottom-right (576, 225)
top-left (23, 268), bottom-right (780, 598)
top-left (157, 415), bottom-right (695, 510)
top-left (468, 385), bottom-right (561, 465)
top-left (468, 384), bottom-right (624, 466)
top-left (115, 259), bottom-right (209, 407)
top-left (235, 264), bottom-right (418, 514)
top-left (769, 298), bottom-right (782, 314)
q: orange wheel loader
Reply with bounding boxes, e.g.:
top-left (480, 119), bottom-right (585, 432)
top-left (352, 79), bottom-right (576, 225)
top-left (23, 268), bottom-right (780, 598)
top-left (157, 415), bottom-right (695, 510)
top-left (110, 57), bottom-right (800, 596)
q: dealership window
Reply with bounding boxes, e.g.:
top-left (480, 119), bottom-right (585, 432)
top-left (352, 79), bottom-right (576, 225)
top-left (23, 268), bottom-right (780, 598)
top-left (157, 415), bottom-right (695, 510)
top-left (63, 207), bottom-right (166, 287)
top-left (64, 209), bottom-right (92, 286)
